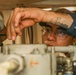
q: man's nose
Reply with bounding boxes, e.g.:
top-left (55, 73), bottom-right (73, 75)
top-left (47, 32), bottom-right (56, 40)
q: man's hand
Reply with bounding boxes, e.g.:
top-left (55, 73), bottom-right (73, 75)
top-left (6, 8), bottom-right (46, 40)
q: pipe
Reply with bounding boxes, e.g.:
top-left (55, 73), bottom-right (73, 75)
top-left (0, 59), bottom-right (19, 75)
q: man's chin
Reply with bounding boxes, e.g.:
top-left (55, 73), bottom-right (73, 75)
top-left (44, 41), bottom-right (56, 46)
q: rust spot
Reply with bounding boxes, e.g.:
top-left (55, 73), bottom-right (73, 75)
top-left (30, 60), bottom-right (39, 68)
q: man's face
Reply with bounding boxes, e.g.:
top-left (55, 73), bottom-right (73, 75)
top-left (42, 24), bottom-right (75, 46)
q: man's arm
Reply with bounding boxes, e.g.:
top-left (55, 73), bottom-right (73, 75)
top-left (6, 8), bottom-right (74, 40)
top-left (43, 11), bottom-right (73, 29)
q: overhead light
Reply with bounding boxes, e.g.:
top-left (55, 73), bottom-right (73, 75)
top-left (43, 7), bottom-right (75, 11)
top-left (43, 8), bottom-right (52, 11)
top-left (60, 7), bottom-right (75, 11)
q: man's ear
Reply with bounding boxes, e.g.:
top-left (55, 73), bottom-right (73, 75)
top-left (73, 38), bottom-right (76, 45)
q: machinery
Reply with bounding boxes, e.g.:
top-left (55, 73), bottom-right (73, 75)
top-left (0, 44), bottom-right (76, 75)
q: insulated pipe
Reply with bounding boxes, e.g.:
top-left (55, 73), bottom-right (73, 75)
top-left (0, 59), bottom-right (19, 75)
top-left (0, 54), bottom-right (25, 75)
